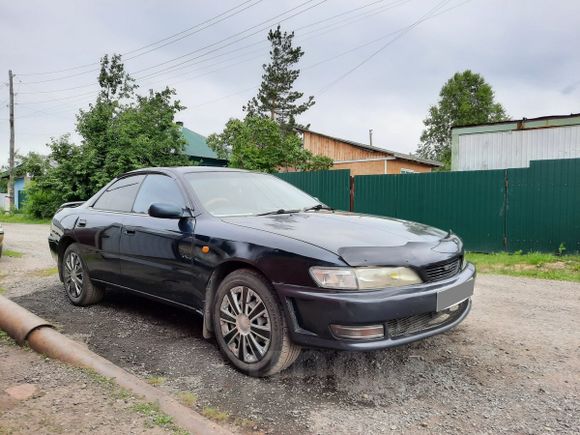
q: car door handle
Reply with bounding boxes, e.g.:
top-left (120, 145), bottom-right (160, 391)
top-left (78, 218), bottom-right (86, 227)
top-left (123, 227), bottom-right (136, 235)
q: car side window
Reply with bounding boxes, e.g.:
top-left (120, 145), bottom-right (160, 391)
top-left (132, 174), bottom-right (186, 214)
top-left (92, 175), bottom-right (145, 212)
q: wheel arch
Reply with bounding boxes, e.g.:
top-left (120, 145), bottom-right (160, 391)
top-left (202, 259), bottom-right (272, 339)
top-left (57, 235), bottom-right (77, 281)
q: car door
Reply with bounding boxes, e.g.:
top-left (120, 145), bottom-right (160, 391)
top-left (119, 173), bottom-right (201, 308)
top-left (74, 175), bottom-right (145, 285)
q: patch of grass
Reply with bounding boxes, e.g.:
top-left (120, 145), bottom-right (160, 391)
top-left (33, 267), bottom-right (58, 277)
top-left (80, 368), bottom-right (116, 388)
top-left (145, 375), bottom-right (167, 386)
top-left (466, 252), bottom-right (580, 282)
top-left (77, 368), bottom-right (186, 433)
top-left (202, 406), bottom-right (229, 422)
top-left (0, 214), bottom-right (50, 224)
top-left (234, 417), bottom-right (257, 430)
top-left (0, 329), bottom-right (15, 345)
top-left (113, 387), bottom-right (133, 401)
top-left (3, 249), bottom-right (23, 258)
top-left (176, 391), bottom-right (197, 407)
top-left (132, 401), bottom-right (186, 433)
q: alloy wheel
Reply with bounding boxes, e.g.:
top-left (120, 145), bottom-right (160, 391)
top-left (219, 286), bottom-right (271, 363)
top-left (64, 251), bottom-right (84, 298)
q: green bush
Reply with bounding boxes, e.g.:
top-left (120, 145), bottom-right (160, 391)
top-left (23, 182), bottom-right (65, 219)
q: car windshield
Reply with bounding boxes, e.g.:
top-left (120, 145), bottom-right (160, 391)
top-left (184, 172), bottom-right (320, 217)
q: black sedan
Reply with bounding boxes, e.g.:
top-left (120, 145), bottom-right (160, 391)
top-left (49, 167), bottom-right (475, 376)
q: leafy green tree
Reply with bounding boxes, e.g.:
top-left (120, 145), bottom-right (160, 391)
top-left (244, 26), bottom-right (314, 130)
top-left (76, 54), bottom-right (189, 189)
top-left (24, 54), bottom-right (189, 218)
top-left (24, 136), bottom-right (85, 218)
top-left (416, 70), bottom-right (508, 168)
top-left (207, 116), bottom-right (332, 173)
top-left (15, 152), bottom-right (50, 178)
top-left (0, 152), bottom-right (49, 193)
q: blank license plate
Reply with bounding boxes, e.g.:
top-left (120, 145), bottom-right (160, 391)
top-left (436, 278), bottom-right (474, 311)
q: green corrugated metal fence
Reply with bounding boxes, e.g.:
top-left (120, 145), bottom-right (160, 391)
top-left (276, 159), bottom-right (580, 253)
top-left (506, 159), bottom-right (580, 253)
top-left (275, 169), bottom-right (351, 211)
top-left (354, 170), bottom-right (506, 252)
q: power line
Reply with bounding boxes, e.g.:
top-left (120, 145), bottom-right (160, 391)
top-left (303, 0), bottom-right (470, 72)
top-left (136, 0), bottom-right (412, 84)
top-left (318, 0), bottom-right (455, 94)
top-left (16, 0), bottom-right (326, 95)
top-left (16, 0), bottom-right (263, 79)
top-left (19, 0), bottom-right (407, 110)
top-left (123, 0), bottom-right (264, 61)
top-left (185, 0), bottom-right (474, 111)
top-left (129, 0), bottom-right (328, 77)
top-left (188, 86), bottom-right (258, 110)
top-left (14, 0), bottom-right (470, 119)
top-left (15, 89), bottom-right (98, 105)
top-left (14, 0), bottom-right (395, 113)
top-left (139, 0), bottom-right (417, 92)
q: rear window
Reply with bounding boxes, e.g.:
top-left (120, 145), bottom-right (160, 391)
top-left (93, 175), bottom-right (145, 212)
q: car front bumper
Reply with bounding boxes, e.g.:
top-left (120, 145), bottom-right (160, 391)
top-left (274, 263), bottom-right (476, 351)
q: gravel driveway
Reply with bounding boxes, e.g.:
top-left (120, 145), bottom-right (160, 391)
top-left (1, 223), bottom-right (579, 434)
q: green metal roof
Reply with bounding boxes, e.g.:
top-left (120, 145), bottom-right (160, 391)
top-left (181, 126), bottom-right (220, 160)
top-left (452, 113), bottom-right (580, 135)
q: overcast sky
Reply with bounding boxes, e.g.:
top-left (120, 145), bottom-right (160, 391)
top-left (1, 0), bottom-right (579, 163)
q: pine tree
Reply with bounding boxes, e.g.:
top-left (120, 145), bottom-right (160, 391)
top-left (244, 26), bottom-right (314, 130)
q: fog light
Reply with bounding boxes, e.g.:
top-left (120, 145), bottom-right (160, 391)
top-left (330, 324), bottom-right (384, 340)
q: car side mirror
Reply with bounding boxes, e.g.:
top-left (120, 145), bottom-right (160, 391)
top-left (148, 203), bottom-right (184, 219)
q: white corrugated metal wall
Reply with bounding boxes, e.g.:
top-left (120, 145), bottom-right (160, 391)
top-left (455, 125), bottom-right (580, 170)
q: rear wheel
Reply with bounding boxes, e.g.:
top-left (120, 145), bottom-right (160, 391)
top-left (61, 243), bottom-right (104, 306)
top-left (212, 269), bottom-right (301, 377)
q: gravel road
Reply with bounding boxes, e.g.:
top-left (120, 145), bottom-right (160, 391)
top-left (1, 223), bottom-right (579, 434)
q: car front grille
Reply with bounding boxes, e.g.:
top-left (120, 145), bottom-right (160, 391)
top-left (386, 300), bottom-right (468, 339)
top-left (421, 256), bottom-right (462, 282)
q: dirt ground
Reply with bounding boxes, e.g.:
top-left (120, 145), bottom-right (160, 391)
top-left (0, 340), bottom-right (172, 434)
top-left (1, 223), bottom-right (579, 434)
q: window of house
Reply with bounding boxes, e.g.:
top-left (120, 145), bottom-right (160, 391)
top-left (400, 168), bottom-right (416, 174)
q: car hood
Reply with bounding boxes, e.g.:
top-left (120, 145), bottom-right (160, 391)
top-left (222, 211), bottom-right (462, 267)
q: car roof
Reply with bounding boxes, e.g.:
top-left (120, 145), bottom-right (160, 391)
top-left (125, 166), bottom-right (250, 177)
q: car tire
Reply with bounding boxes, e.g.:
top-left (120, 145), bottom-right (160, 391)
top-left (212, 269), bottom-right (301, 377)
top-left (61, 243), bottom-right (104, 306)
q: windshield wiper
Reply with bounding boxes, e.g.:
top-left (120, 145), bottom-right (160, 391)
top-left (256, 208), bottom-right (300, 216)
top-left (303, 204), bottom-right (334, 212)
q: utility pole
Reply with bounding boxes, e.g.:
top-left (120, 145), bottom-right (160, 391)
top-left (369, 129), bottom-right (373, 147)
top-left (6, 70), bottom-right (15, 212)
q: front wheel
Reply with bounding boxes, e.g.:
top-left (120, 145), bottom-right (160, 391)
top-left (212, 269), bottom-right (301, 377)
top-left (61, 243), bottom-right (104, 306)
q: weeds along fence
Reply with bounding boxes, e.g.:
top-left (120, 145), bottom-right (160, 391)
top-left (275, 158), bottom-right (580, 253)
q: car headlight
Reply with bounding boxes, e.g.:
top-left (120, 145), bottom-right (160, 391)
top-left (310, 266), bottom-right (422, 290)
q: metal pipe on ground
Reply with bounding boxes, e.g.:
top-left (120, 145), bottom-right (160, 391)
top-left (0, 295), bottom-right (232, 435)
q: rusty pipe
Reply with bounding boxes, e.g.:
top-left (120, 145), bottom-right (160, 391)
top-left (0, 295), bottom-right (53, 344)
top-left (0, 296), bottom-right (231, 435)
